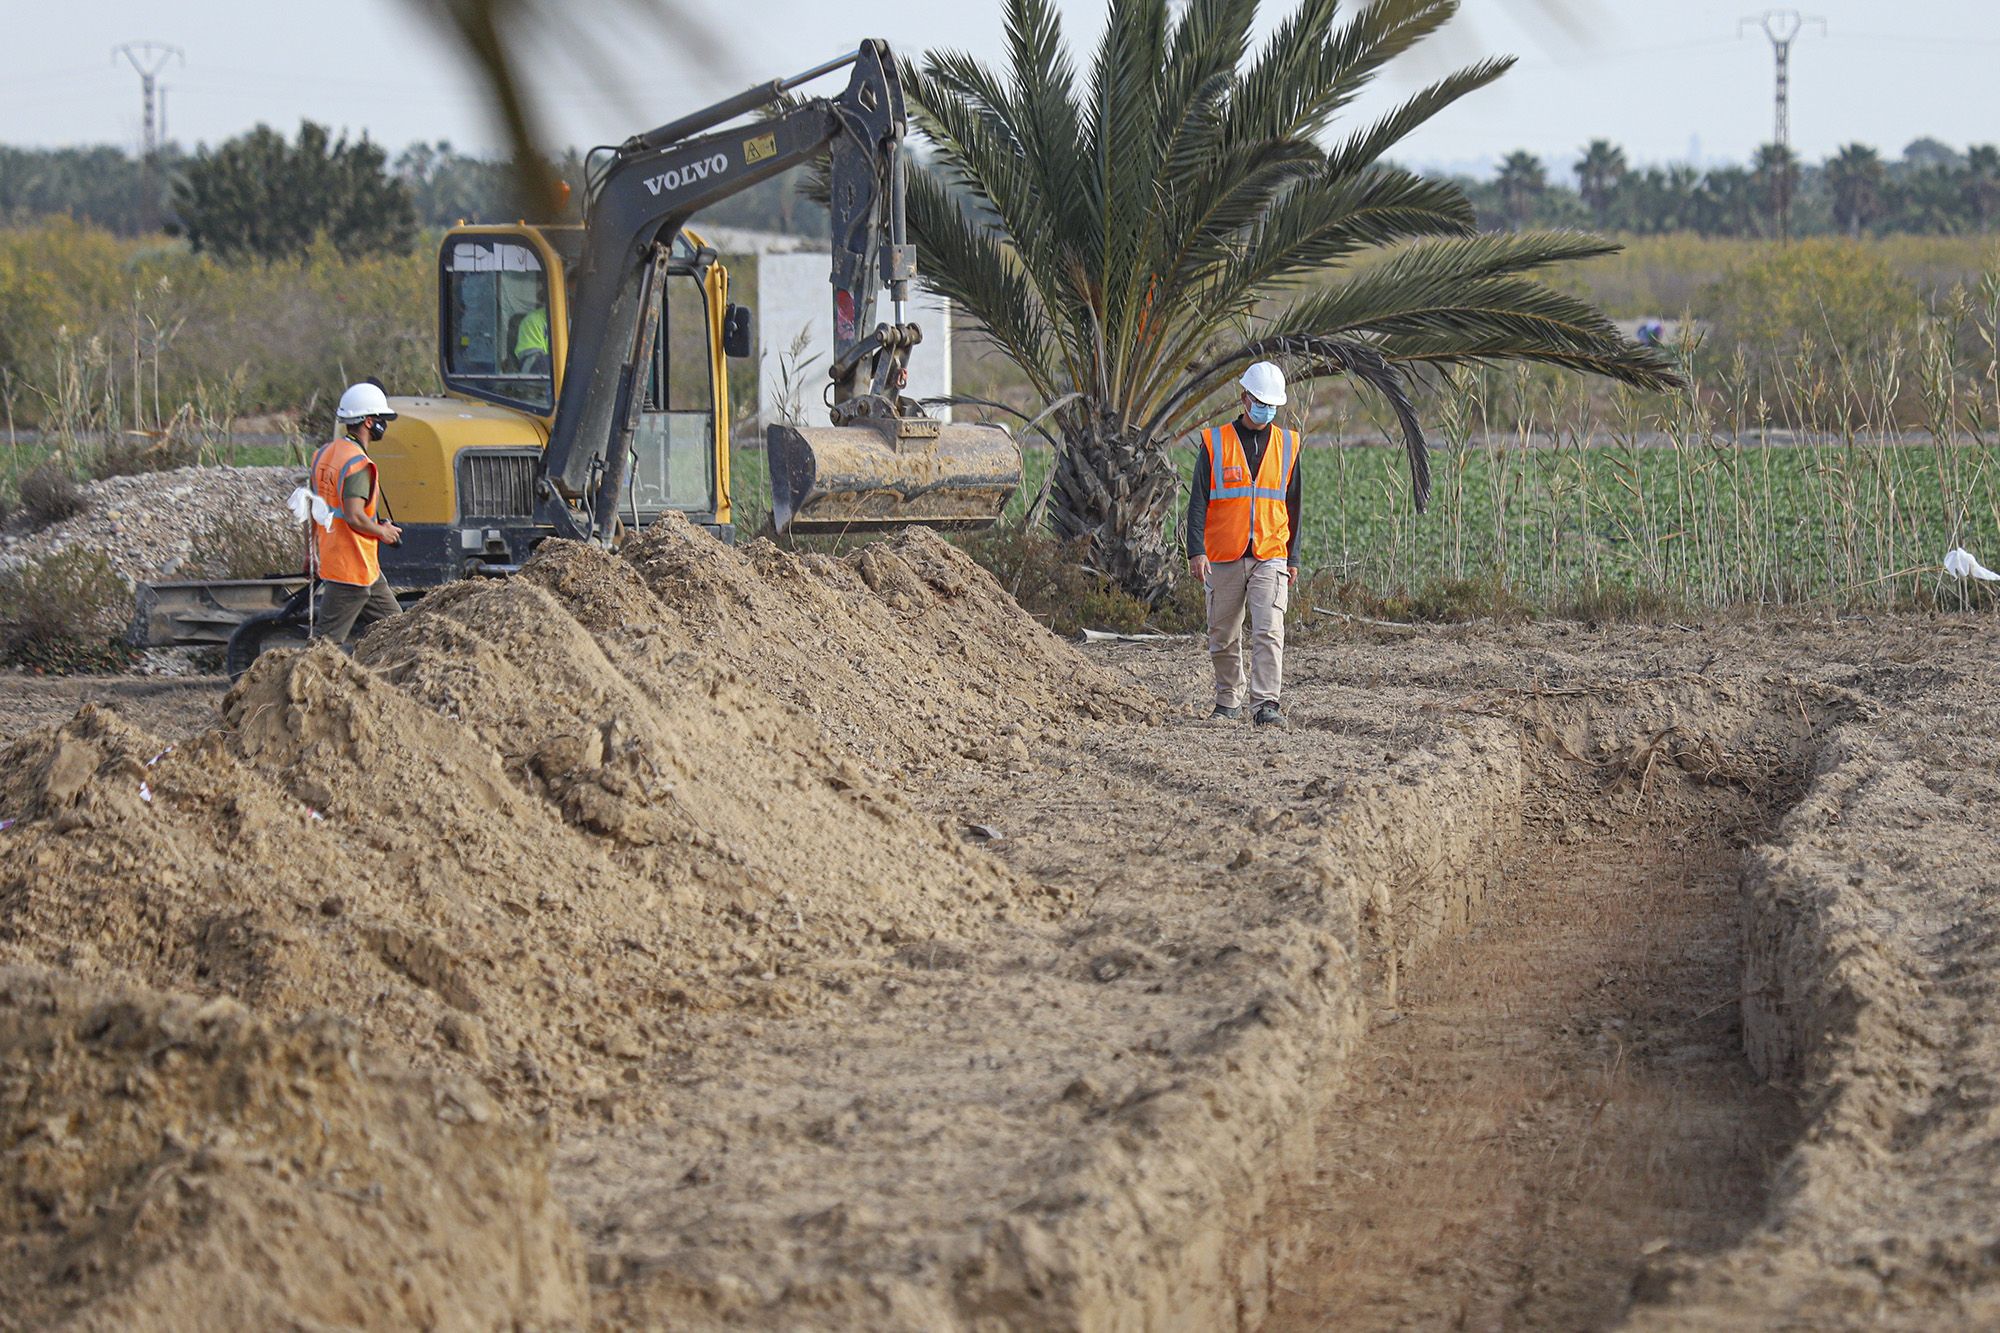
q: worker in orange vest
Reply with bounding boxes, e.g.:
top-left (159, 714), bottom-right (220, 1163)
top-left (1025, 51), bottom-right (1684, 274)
top-left (309, 381), bottom-right (404, 644)
top-left (1185, 361), bottom-right (1301, 727)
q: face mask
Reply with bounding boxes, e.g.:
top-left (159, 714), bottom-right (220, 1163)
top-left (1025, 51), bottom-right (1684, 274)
top-left (366, 418), bottom-right (388, 443)
top-left (1246, 401), bottom-right (1277, 427)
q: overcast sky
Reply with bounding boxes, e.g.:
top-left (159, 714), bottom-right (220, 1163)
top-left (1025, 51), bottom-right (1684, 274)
top-left (10, 2), bottom-right (1999, 176)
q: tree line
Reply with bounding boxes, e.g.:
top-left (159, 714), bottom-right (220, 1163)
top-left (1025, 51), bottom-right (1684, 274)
top-left (0, 125), bottom-right (825, 260)
top-left (7, 125), bottom-right (1996, 262)
top-left (1473, 137), bottom-right (2000, 238)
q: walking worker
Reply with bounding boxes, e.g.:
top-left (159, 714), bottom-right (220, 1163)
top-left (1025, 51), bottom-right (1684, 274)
top-left (1185, 360), bottom-right (1302, 727)
top-left (309, 381), bottom-right (404, 644)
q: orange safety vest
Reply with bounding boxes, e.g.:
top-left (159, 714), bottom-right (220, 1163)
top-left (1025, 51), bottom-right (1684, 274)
top-left (1201, 422), bottom-right (1298, 563)
top-left (309, 436), bottom-right (381, 587)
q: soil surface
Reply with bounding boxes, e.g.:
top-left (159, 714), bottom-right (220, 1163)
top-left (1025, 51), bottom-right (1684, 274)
top-left (1267, 820), bottom-right (1799, 1331)
top-left (0, 530), bottom-right (1995, 1330)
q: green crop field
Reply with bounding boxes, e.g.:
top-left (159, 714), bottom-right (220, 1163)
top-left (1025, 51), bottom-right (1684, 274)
top-left (730, 433), bottom-right (2000, 616)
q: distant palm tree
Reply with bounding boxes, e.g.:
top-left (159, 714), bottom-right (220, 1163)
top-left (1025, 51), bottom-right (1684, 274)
top-left (1698, 166), bottom-right (1759, 238)
top-left (1659, 165), bottom-right (1704, 232)
top-left (1573, 139), bottom-right (1627, 226)
top-left (1495, 150), bottom-right (1550, 230)
top-left (1892, 163), bottom-right (1964, 236)
top-left (905, 0), bottom-right (1676, 601)
top-left (1826, 143), bottom-right (1885, 237)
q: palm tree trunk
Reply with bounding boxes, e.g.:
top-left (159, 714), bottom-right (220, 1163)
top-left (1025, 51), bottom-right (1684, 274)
top-left (1045, 418), bottom-right (1183, 605)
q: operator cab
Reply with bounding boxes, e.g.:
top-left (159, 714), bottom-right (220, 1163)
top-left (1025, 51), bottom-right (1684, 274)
top-left (441, 233), bottom-right (558, 413)
top-left (437, 227), bottom-right (738, 529)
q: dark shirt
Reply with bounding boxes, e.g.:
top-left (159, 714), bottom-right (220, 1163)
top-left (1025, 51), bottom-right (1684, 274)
top-left (1184, 415), bottom-right (1303, 565)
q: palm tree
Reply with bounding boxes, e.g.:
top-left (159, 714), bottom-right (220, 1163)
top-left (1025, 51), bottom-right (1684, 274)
top-left (1698, 166), bottom-right (1759, 238)
top-left (1573, 139), bottom-right (1627, 226)
top-left (1825, 143), bottom-right (1884, 237)
top-left (904, 0), bottom-right (1677, 601)
top-left (1495, 150), bottom-right (1550, 230)
top-left (1890, 164), bottom-right (1964, 236)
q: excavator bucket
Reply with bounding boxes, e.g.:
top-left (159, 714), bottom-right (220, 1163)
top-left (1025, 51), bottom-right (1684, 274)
top-left (766, 417), bottom-right (1021, 534)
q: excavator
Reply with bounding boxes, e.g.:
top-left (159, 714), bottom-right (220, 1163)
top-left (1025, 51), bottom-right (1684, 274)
top-left (128, 40), bottom-right (1021, 676)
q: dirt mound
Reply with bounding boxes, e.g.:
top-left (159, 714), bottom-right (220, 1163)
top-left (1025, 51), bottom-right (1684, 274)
top-left (0, 965), bottom-right (582, 1331)
top-left (614, 516), bottom-right (1153, 772)
top-left (0, 526), bottom-right (1114, 1125)
top-left (0, 516), bottom-right (1156, 1324)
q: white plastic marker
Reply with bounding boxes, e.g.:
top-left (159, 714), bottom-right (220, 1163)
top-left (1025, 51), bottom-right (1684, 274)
top-left (287, 485), bottom-right (339, 531)
top-left (1944, 548), bottom-right (2000, 582)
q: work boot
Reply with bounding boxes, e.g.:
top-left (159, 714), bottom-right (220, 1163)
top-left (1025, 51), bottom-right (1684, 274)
top-left (1252, 701), bottom-right (1284, 728)
top-left (1208, 703), bottom-right (1243, 721)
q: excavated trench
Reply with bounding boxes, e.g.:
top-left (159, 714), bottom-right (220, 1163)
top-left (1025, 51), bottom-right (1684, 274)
top-left (1262, 685), bottom-right (1827, 1331)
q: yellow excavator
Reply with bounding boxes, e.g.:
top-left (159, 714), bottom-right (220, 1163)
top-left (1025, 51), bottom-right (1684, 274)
top-left (130, 40), bottom-right (1020, 675)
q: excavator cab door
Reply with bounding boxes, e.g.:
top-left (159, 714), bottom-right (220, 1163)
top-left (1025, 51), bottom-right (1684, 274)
top-left (622, 243), bottom-right (720, 524)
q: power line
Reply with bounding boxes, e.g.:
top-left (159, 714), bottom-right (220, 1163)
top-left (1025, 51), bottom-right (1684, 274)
top-left (1740, 10), bottom-right (1824, 241)
top-left (113, 40), bottom-right (184, 232)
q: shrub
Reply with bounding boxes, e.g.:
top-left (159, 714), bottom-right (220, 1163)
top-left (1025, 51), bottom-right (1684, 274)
top-left (17, 462), bottom-right (87, 529)
top-left (0, 546), bottom-right (137, 672)
top-left (1552, 582), bottom-right (1689, 625)
top-left (957, 524), bottom-right (1203, 637)
top-left (87, 433), bottom-right (205, 481)
top-left (1297, 571), bottom-right (1533, 625)
top-left (186, 513), bottom-right (303, 580)
top-left (1702, 239), bottom-right (1926, 416)
top-left (0, 220), bottom-right (436, 433)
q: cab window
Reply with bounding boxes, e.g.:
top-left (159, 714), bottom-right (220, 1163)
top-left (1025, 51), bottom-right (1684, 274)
top-left (442, 238), bottom-right (553, 411)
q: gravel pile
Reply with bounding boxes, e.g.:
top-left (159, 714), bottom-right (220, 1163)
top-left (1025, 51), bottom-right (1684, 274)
top-left (1, 465), bottom-right (303, 583)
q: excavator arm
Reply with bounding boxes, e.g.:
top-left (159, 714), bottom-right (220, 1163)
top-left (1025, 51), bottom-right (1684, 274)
top-left (537, 39), bottom-right (1010, 541)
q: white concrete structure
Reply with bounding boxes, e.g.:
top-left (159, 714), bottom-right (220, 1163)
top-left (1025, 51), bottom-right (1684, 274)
top-left (755, 251), bottom-right (951, 428)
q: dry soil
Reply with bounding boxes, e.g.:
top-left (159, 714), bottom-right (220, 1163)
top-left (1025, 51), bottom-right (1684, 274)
top-left (0, 522), bottom-right (1994, 1330)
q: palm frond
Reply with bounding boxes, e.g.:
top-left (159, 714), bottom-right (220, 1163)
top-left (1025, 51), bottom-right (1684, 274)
top-left (1222, 166), bottom-right (1478, 297)
top-left (904, 167), bottom-right (1063, 397)
top-left (1378, 331), bottom-right (1680, 389)
top-left (1323, 56), bottom-right (1514, 179)
top-left (1090, 0), bottom-right (1171, 387)
top-left (1274, 229), bottom-right (1630, 336)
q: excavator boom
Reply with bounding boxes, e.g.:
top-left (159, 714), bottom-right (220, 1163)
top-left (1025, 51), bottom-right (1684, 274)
top-left (538, 39), bottom-right (1018, 541)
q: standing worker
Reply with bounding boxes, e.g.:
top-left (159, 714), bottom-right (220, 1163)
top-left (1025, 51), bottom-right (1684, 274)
top-left (309, 381), bottom-right (404, 644)
top-left (1186, 360), bottom-right (1302, 727)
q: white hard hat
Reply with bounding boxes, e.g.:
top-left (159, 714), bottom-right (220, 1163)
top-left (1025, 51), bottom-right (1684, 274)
top-left (1239, 360), bottom-right (1287, 406)
top-left (335, 381), bottom-right (397, 423)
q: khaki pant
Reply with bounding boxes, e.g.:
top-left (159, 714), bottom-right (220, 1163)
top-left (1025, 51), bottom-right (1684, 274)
top-left (315, 575), bottom-right (401, 645)
top-left (1205, 556), bottom-right (1289, 708)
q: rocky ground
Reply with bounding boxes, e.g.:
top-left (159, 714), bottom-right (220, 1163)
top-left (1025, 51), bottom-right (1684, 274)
top-left (0, 519), bottom-right (1994, 1329)
top-left (0, 466), bottom-right (299, 583)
